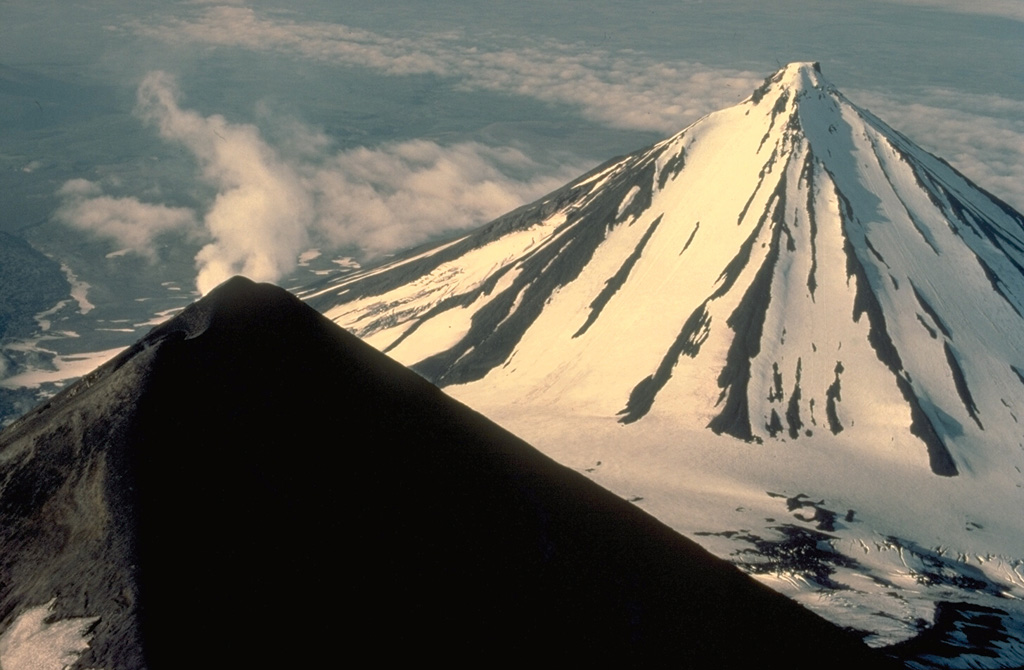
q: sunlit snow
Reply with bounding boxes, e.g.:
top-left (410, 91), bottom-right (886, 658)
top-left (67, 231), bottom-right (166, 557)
top-left (0, 599), bottom-right (99, 670)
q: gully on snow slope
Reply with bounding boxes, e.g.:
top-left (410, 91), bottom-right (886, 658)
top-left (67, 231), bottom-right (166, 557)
top-left (303, 63), bottom-right (1024, 666)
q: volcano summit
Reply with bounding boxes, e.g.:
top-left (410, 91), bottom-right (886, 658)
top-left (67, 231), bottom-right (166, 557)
top-left (305, 63), bottom-right (1024, 663)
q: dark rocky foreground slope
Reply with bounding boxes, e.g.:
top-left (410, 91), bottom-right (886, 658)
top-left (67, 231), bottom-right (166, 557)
top-left (0, 276), bottom-right (899, 668)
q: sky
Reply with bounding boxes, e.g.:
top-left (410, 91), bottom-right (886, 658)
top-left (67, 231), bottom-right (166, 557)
top-left (0, 0), bottom-right (1021, 315)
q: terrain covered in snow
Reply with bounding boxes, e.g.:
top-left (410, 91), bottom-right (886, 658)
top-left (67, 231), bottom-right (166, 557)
top-left (304, 63), bottom-right (1024, 664)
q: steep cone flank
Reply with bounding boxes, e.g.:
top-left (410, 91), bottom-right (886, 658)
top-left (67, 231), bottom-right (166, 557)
top-left (306, 62), bottom-right (1024, 478)
top-left (0, 278), bottom-right (895, 668)
top-left (305, 63), bottom-right (1024, 662)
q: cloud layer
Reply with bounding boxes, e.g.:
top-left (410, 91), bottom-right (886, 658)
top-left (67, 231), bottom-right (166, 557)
top-left (130, 5), bottom-right (1024, 213)
top-left (132, 6), bottom-right (762, 134)
top-left (310, 140), bottom-right (575, 256)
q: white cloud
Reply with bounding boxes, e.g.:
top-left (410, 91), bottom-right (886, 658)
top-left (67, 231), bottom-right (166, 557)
top-left (134, 7), bottom-right (448, 77)
top-left (130, 7), bottom-right (1024, 213)
top-left (132, 7), bottom-right (761, 133)
top-left (458, 44), bottom-right (761, 133)
top-left (311, 140), bottom-right (577, 256)
top-left (128, 72), bottom-right (581, 294)
top-left (137, 71), bottom-right (315, 294)
top-left (55, 178), bottom-right (198, 259)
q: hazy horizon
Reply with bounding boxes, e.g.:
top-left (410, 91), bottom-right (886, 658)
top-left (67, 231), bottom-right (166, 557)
top-left (2, 1), bottom-right (1021, 293)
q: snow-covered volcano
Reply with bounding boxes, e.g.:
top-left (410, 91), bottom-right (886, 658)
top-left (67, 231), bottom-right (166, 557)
top-left (304, 63), bottom-right (1024, 663)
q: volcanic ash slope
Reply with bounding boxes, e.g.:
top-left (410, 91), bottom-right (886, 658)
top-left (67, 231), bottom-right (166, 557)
top-left (0, 277), bottom-right (898, 668)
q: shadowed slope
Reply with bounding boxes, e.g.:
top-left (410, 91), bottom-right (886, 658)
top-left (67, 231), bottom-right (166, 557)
top-left (0, 277), bottom-right (897, 668)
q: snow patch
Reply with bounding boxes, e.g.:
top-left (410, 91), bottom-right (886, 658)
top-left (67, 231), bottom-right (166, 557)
top-left (59, 264), bottom-right (93, 315)
top-left (0, 599), bottom-right (99, 670)
top-left (0, 346), bottom-right (124, 389)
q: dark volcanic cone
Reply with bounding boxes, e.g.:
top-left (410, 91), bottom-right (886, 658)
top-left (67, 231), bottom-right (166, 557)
top-left (0, 276), bottom-right (896, 667)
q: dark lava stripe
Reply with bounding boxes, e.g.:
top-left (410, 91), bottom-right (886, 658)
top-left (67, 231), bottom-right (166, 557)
top-left (681, 221), bottom-right (700, 255)
top-left (886, 136), bottom-right (1024, 300)
top-left (864, 238), bottom-right (890, 269)
top-left (944, 342), bottom-right (983, 430)
top-left (864, 134), bottom-right (940, 255)
top-left (769, 362), bottom-right (784, 402)
top-left (757, 91), bottom-right (791, 152)
top-left (658, 146), bottom-right (686, 189)
top-left (1012, 366), bottom-right (1024, 387)
top-left (381, 263), bottom-right (520, 355)
top-left (574, 215), bottom-right (664, 338)
top-left (786, 358), bottom-right (804, 439)
top-left (840, 230), bottom-right (902, 374)
top-left (825, 362), bottom-right (844, 435)
top-left (910, 282), bottom-right (951, 338)
top-left (802, 153), bottom-right (819, 299)
top-left (706, 185), bottom-right (787, 441)
top-left (749, 68), bottom-right (784, 105)
top-left (935, 177), bottom-right (1024, 259)
top-left (618, 160), bottom-right (788, 425)
top-left (894, 374), bottom-right (959, 476)
top-left (972, 253), bottom-right (1024, 319)
top-left (415, 224), bottom-right (599, 383)
top-left (736, 146), bottom-right (781, 227)
top-left (915, 314), bottom-right (938, 339)
top-left (831, 177), bottom-right (959, 476)
top-left (617, 303), bottom-right (711, 424)
top-left (417, 151), bottom-right (663, 386)
top-left (715, 174), bottom-right (790, 300)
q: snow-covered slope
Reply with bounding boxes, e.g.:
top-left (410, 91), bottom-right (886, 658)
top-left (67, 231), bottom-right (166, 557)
top-left (304, 63), bottom-right (1024, 664)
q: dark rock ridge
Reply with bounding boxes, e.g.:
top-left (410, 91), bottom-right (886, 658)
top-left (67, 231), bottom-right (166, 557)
top-left (0, 277), bottom-right (899, 668)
